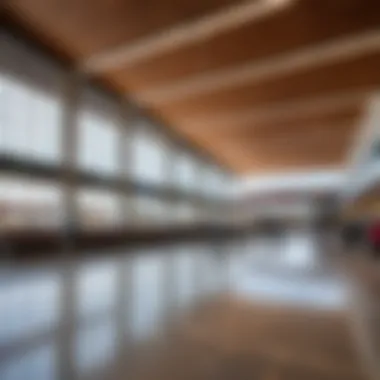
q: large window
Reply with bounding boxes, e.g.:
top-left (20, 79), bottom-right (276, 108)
top-left (130, 122), bottom-right (166, 186)
top-left (176, 153), bottom-right (196, 192)
top-left (206, 167), bottom-right (222, 198)
top-left (0, 176), bottom-right (63, 231)
top-left (135, 195), bottom-right (170, 226)
top-left (77, 91), bottom-right (120, 176)
top-left (77, 188), bottom-right (123, 229)
top-left (0, 35), bottom-right (63, 164)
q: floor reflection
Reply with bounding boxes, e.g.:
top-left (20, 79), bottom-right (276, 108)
top-left (231, 229), bottom-right (348, 309)
top-left (77, 260), bottom-right (118, 318)
top-left (0, 243), bottom-right (219, 380)
top-left (0, 270), bottom-right (60, 347)
top-left (0, 343), bottom-right (56, 380)
top-left (75, 319), bottom-right (116, 375)
top-left (0, 233), bottom-right (346, 380)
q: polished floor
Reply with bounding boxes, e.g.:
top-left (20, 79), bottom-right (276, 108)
top-left (121, 298), bottom-right (365, 380)
top-left (0, 230), bottom-right (370, 380)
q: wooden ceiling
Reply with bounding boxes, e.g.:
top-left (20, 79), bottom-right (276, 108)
top-left (5, 0), bottom-right (380, 174)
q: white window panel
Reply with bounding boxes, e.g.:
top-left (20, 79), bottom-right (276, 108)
top-left (159, 200), bottom-right (175, 223)
top-left (0, 36), bottom-right (62, 164)
top-left (0, 270), bottom-right (60, 347)
top-left (0, 76), bottom-right (5, 150)
top-left (215, 171), bottom-right (227, 198)
top-left (77, 189), bottom-right (122, 229)
top-left (30, 92), bottom-right (62, 162)
top-left (136, 196), bottom-right (169, 225)
top-left (176, 202), bottom-right (196, 223)
top-left (137, 197), bottom-right (173, 224)
top-left (207, 168), bottom-right (222, 196)
top-left (75, 319), bottom-right (116, 375)
top-left (0, 176), bottom-right (63, 231)
top-left (76, 260), bottom-right (117, 318)
top-left (176, 154), bottom-right (196, 191)
top-left (2, 78), bottom-right (29, 158)
top-left (0, 343), bottom-right (57, 380)
top-left (78, 110), bottom-right (119, 175)
top-left (131, 124), bottom-right (165, 185)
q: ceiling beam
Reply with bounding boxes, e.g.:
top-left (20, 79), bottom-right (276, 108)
top-left (243, 132), bottom-right (354, 153)
top-left (135, 30), bottom-right (380, 104)
top-left (81, 0), bottom-right (295, 73)
top-left (239, 153), bottom-right (347, 173)
top-left (177, 90), bottom-right (372, 129)
top-left (240, 122), bottom-right (357, 141)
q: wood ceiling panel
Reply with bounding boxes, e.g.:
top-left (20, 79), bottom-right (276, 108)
top-left (175, 123), bottom-right (356, 172)
top-left (277, 365), bottom-right (364, 380)
top-left (240, 132), bottom-right (352, 157)
top-left (6, 0), bottom-right (378, 173)
top-left (175, 104), bottom-right (362, 137)
top-left (105, 0), bottom-right (380, 91)
top-left (242, 122), bottom-right (357, 142)
top-left (246, 152), bottom-right (348, 171)
top-left (181, 123), bottom-right (354, 173)
top-left (7, 0), bottom-right (240, 59)
top-left (250, 143), bottom-right (350, 163)
top-left (155, 52), bottom-right (380, 119)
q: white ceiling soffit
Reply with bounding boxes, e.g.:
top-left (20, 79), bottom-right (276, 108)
top-left (237, 169), bottom-right (346, 195)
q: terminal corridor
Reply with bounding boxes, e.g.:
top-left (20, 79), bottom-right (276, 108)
top-left (2, 1), bottom-right (380, 379)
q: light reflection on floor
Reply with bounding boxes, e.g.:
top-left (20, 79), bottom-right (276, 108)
top-left (0, 244), bottom-right (220, 380)
top-left (0, 233), bottom-right (347, 379)
top-left (230, 230), bottom-right (348, 309)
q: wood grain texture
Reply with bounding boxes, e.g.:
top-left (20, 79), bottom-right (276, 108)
top-left (6, 0), bottom-right (380, 172)
top-left (105, 0), bottom-right (380, 90)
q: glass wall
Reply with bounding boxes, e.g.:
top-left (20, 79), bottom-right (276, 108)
top-left (0, 30), bottom-right (236, 380)
top-left (130, 123), bottom-right (167, 186)
top-left (176, 152), bottom-right (197, 192)
top-left (76, 188), bottom-right (122, 230)
top-left (77, 91), bottom-right (120, 176)
top-left (0, 33), bottom-right (227, 231)
top-left (1, 34), bottom-right (63, 164)
top-left (0, 176), bottom-right (63, 232)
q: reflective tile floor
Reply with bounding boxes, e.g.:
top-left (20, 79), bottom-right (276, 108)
top-left (0, 230), bottom-right (369, 380)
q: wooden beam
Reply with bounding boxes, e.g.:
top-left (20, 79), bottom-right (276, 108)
top-left (246, 134), bottom-right (353, 155)
top-left (177, 90), bottom-right (371, 129)
top-left (135, 30), bottom-right (380, 104)
top-left (242, 122), bottom-right (357, 142)
top-left (81, 0), bottom-right (295, 73)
